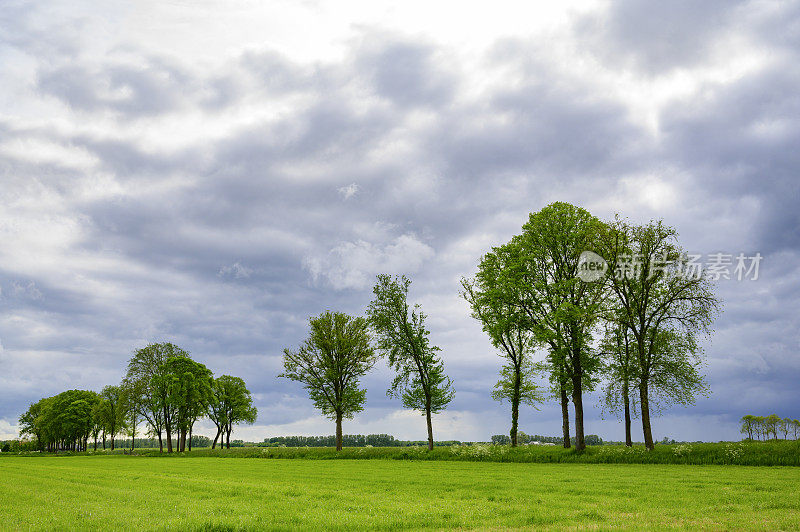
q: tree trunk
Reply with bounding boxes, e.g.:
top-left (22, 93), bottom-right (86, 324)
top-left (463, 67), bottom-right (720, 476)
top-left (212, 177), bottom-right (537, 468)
top-left (188, 425), bottom-right (193, 452)
top-left (335, 412), bottom-right (343, 451)
top-left (639, 378), bottom-right (654, 450)
top-left (166, 423), bottom-right (173, 453)
top-left (226, 428), bottom-right (231, 449)
top-left (623, 381), bottom-right (632, 447)
top-left (212, 428), bottom-right (220, 449)
top-left (425, 406), bottom-right (434, 451)
top-left (102, 433), bottom-right (106, 450)
top-left (571, 371), bottom-right (586, 451)
top-left (510, 366), bottom-right (521, 447)
top-left (560, 383), bottom-right (571, 448)
top-left (157, 432), bottom-right (163, 453)
top-left (110, 435), bottom-right (115, 451)
top-left (93, 437), bottom-right (97, 451)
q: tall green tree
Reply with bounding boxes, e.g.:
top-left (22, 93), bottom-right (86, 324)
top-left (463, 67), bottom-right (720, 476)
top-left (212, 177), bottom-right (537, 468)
top-left (207, 375), bottom-right (257, 449)
top-left (599, 219), bottom-right (719, 449)
top-left (281, 311), bottom-right (376, 451)
top-left (497, 203), bottom-right (607, 450)
top-left (367, 274), bottom-right (455, 450)
top-left (462, 262), bottom-right (542, 447)
top-left (124, 342), bottom-right (191, 452)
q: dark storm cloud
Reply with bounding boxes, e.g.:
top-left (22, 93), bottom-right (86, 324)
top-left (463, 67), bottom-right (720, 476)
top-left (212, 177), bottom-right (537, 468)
top-left (574, 0), bottom-right (749, 74)
top-left (358, 39), bottom-right (455, 108)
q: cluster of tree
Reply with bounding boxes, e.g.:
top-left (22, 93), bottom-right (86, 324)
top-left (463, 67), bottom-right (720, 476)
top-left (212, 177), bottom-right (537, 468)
top-left (491, 433), bottom-right (603, 446)
top-left (462, 203), bottom-right (720, 450)
top-left (19, 343), bottom-right (257, 453)
top-left (262, 434), bottom-right (463, 447)
top-left (740, 415), bottom-right (800, 440)
top-left (281, 276), bottom-right (455, 451)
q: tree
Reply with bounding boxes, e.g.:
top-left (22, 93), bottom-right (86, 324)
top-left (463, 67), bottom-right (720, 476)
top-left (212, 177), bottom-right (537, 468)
top-left (281, 311), bottom-right (377, 451)
top-left (367, 274), bottom-right (455, 450)
top-left (21, 390), bottom-right (100, 452)
top-left (765, 414), bottom-right (781, 440)
top-left (490, 363), bottom-right (543, 443)
top-left (599, 218), bottom-right (720, 450)
top-left (599, 319), bottom-right (638, 446)
top-left (462, 262), bottom-right (542, 447)
top-left (157, 357), bottom-right (214, 452)
top-left (18, 400), bottom-right (45, 451)
top-left (740, 415), bottom-right (756, 441)
top-left (781, 417), bottom-right (792, 440)
top-left (96, 385), bottom-right (126, 450)
top-left (501, 203), bottom-right (607, 450)
top-left (121, 383), bottom-right (141, 451)
top-left (124, 343), bottom-right (191, 452)
top-left (207, 375), bottom-right (258, 449)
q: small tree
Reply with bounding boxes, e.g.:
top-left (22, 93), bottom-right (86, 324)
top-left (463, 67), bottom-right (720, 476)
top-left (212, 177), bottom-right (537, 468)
top-left (781, 418), bottom-right (792, 440)
top-left (367, 274), bottom-right (455, 450)
top-left (281, 311), bottom-right (376, 451)
top-left (208, 375), bottom-right (257, 449)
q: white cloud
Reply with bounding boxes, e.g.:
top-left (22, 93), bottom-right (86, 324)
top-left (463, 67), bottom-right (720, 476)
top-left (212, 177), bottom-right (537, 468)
top-left (338, 183), bottom-right (360, 200)
top-left (0, 419), bottom-right (19, 440)
top-left (303, 233), bottom-right (435, 290)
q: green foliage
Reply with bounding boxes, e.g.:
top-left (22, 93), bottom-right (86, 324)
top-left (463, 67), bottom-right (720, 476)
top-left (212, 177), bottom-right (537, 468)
top-left (281, 311), bottom-right (376, 449)
top-left (155, 357), bottom-right (214, 451)
top-left (741, 414), bottom-right (800, 441)
top-left (124, 342), bottom-right (192, 451)
top-left (96, 385), bottom-right (127, 449)
top-left (598, 218), bottom-right (720, 449)
top-left (490, 363), bottom-right (543, 407)
top-left (207, 375), bottom-right (257, 448)
top-left (19, 390), bottom-right (101, 451)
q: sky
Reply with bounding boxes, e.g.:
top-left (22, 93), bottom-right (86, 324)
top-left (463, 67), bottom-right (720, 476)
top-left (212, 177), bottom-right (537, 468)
top-left (1, 0), bottom-right (798, 443)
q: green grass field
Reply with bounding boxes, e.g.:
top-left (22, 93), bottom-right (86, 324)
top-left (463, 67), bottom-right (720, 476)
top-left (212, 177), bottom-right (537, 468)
top-left (1, 455), bottom-right (799, 530)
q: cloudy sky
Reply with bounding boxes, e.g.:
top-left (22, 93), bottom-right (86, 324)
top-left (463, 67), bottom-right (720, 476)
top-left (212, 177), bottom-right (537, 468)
top-left (1, 0), bottom-right (798, 443)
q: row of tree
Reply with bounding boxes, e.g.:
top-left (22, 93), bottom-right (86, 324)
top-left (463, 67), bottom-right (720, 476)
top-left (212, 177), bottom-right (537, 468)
top-left (280, 203), bottom-right (721, 452)
top-left (461, 203), bottom-right (720, 450)
top-left (281, 276), bottom-right (455, 451)
top-left (262, 434), bottom-right (460, 447)
top-left (19, 343), bottom-right (257, 453)
top-left (740, 415), bottom-right (800, 441)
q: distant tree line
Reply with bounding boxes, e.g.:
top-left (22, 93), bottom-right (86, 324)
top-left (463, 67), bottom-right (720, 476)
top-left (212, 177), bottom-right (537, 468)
top-left (261, 434), bottom-right (462, 447)
top-left (740, 415), bottom-right (800, 441)
top-left (491, 433), bottom-right (603, 446)
top-left (18, 343), bottom-right (256, 453)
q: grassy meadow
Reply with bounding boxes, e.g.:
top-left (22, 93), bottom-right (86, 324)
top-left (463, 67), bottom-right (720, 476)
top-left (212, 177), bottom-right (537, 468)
top-left (1, 454), bottom-right (799, 530)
